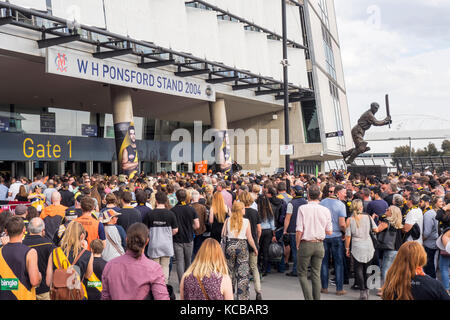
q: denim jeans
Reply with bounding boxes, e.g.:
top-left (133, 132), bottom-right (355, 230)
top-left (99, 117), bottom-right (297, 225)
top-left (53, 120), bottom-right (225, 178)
top-left (320, 237), bottom-right (344, 291)
top-left (288, 234), bottom-right (298, 275)
top-left (439, 254), bottom-right (450, 290)
top-left (424, 247), bottom-right (437, 279)
top-left (381, 250), bottom-right (397, 283)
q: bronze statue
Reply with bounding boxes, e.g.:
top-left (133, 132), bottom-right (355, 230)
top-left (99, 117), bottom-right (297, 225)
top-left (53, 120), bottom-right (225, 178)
top-left (341, 102), bottom-right (391, 164)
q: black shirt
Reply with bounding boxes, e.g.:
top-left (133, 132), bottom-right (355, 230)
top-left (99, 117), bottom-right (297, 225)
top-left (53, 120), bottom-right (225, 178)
top-left (135, 204), bottom-right (152, 222)
top-left (85, 257), bottom-right (107, 300)
top-left (244, 208), bottom-right (261, 252)
top-left (117, 207), bottom-right (142, 232)
top-left (411, 275), bottom-right (450, 300)
top-left (22, 235), bottom-right (55, 294)
top-left (171, 204), bottom-right (198, 243)
top-left (60, 190), bottom-right (75, 207)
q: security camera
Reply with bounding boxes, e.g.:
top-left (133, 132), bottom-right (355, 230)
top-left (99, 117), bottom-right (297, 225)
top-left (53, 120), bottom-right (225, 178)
top-left (272, 114), bottom-right (278, 120)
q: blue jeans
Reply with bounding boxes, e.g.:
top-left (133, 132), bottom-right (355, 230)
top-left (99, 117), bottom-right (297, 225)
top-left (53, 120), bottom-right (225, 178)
top-left (320, 237), bottom-right (344, 291)
top-left (288, 234), bottom-right (297, 275)
top-left (381, 250), bottom-right (397, 283)
top-left (439, 254), bottom-right (450, 290)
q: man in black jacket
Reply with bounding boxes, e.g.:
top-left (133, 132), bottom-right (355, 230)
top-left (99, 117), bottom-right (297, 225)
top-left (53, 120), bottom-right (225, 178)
top-left (267, 187), bottom-right (287, 273)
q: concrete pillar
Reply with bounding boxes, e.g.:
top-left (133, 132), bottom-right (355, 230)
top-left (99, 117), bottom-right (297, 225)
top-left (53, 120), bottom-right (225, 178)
top-left (58, 161), bottom-right (65, 176)
top-left (87, 161), bottom-right (94, 176)
top-left (110, 85), bottom-right (137, 176)
top-left (26, 161), bottom-right (34, 181)
top-left (111, 86), bottom-right (134, 124)
top-left (112, 160), bottom-right (118, 176)
top-left (209, 98), bottom-right (228, 130)
top-left (209, 99), bottom-right (231, 172)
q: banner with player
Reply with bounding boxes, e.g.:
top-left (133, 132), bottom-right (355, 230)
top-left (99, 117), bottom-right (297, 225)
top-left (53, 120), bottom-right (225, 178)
top-left (115, 121), bottom-right (138, 179)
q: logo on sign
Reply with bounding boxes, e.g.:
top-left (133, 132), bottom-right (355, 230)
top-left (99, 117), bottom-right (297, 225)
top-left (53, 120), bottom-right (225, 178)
top-left (1, 278), bottom-right (19, 291)
top-left (205, 85), bottom-right (213, 97)
top-left (55, 53), bottom-right (68, 73)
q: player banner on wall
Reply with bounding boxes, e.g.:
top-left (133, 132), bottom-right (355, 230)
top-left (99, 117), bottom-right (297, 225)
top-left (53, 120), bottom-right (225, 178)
top-left (115, 121), bottom-right (138, 179)
top-left (216, 130), bottom-right (232, 175)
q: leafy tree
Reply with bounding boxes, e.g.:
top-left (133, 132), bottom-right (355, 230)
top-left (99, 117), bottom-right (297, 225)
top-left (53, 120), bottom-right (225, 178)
top-left (442, 140), bottom-right (450, 155)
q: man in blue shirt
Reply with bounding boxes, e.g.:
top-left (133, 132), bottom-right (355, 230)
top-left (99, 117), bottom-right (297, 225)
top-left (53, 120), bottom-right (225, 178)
top-left (0, 177), bottom-right (8, 201)
top-left (367, 187), bottom-right (389, 223)
top-left (319, 184), bottom-right (347, 295)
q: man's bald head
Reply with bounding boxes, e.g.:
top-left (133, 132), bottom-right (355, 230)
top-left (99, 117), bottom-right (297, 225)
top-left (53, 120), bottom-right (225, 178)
top-left (51, 191), bottom-right (62, 204)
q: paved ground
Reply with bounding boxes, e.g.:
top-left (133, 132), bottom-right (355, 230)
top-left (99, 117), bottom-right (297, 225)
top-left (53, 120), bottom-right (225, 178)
top-left (168, 262), bottom-right (383, 300)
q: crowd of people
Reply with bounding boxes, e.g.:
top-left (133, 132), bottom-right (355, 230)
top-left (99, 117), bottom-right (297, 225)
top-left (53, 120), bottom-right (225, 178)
top-left (0, 168), bottom-right (449, 301)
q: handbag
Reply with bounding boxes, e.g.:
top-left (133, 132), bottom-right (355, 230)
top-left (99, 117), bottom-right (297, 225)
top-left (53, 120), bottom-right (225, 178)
top-left (220, 218), bottom-right (229, 255)
top-left (367, 215), bottom-right (379, 249)
top-left (106, 228), bottom-right (124, 256)
top-left (377, 223), bottom-right (397, 251)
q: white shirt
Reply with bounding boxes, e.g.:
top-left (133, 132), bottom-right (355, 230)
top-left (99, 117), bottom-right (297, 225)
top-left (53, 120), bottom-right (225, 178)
top-left (405, 208), bottom-right (424, 244)
top-left (8, 182), bottom-right (23, 200)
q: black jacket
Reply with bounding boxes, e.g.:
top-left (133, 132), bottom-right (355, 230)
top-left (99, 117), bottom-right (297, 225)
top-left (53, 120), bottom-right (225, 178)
top-left (269, 197), bottom-right (287, 229)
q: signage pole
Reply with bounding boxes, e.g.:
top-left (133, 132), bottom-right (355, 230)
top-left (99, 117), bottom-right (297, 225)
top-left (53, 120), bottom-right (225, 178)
top-left (282, 0), bottom-right (290, 173)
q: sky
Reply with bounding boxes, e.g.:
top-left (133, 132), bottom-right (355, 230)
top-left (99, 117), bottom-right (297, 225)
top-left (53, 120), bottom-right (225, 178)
top-left (334, 0), bottom-right (450, 153)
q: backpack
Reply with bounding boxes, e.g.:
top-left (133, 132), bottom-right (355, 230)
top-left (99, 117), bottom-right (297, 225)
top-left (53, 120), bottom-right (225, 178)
top-left (50, 247), bottom-right (86, 300)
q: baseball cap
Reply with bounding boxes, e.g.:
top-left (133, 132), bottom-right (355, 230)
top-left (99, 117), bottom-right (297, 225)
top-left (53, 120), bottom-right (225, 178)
top-left (14, 204), bottom-right (28, 216)
top-left (293, 185), bottom-right (304, 195)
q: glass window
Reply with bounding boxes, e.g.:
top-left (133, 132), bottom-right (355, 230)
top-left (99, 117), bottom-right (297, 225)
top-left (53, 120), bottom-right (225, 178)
top-left (301, 100), bottom-right (321, 143)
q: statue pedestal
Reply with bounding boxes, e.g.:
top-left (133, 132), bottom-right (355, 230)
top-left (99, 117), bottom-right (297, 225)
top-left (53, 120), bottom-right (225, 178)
top-left (347, 165), bottom-right (388, 177)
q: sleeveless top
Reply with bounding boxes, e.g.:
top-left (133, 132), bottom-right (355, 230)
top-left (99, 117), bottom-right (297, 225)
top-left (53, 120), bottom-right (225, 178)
top-left (226, 218), bottom-right (249, 240)
top-left (0, 242), bottom-right (35, 300)
top-left (183, 273), bottom-right (224, 300)
top-left (52, 247), bottom-right (92, 280)
top-left (126, 145), bottom-right (137, 163)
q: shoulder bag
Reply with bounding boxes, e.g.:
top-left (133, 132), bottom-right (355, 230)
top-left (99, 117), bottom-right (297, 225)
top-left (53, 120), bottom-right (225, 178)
top-left (377, 222), bottom-right (397, 250)
top-left (220, 218), bottom-right (229, 255)
top-left (196, 276), bottom-right (210, 300)
top-left (367, 215), bottom-right (379, 249)
top-left (106, 228), bottom-right (124, 256)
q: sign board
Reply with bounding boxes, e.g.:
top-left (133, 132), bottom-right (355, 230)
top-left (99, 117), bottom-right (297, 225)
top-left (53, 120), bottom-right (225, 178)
top-left (325, 131), bottom-right (344, 138)
top-left (280, 145), bottom-right (294, 156)
top-left (40, 112), bottom-right (55, 133)
top-left (82, 124), bottom-right (98, 137)
top-left (46, 48), bottom-right (216, 102)
top-left (195, 160), bottom-right (208, 174)
top-left (0, 117), bottom-right (10, 132)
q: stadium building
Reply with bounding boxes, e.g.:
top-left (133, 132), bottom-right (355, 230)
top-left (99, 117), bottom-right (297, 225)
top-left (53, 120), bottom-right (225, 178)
top-left (0, 0), bottom-right (351, 178)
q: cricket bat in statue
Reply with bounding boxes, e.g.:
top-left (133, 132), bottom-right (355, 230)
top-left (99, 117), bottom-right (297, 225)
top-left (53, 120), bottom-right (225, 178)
top-left (385, 94), bottom-right (391, 129)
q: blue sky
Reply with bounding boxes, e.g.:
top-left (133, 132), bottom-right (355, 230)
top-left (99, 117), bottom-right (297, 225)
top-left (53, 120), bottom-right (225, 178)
top-left (334, 0), bottom-right (450, 152)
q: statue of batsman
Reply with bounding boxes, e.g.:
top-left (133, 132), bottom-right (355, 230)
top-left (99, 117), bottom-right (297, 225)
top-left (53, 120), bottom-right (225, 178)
top-left (341, 102), bottom-right (392, 164)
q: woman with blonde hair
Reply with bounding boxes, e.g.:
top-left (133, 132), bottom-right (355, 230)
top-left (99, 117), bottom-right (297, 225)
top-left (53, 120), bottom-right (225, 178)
top-left (209, 191), bottom-right (230, 243)
top-left (46, 221), bottom-right (93, 299)
top-left (345, 199), bottom-right (378, 300)
top-left (377, 205), bottom-right (404, 286)
top-left (204, 184), bottom-right (214, 209)
top-left (222, 201), bottom-right (258, 300)
top-left (180, 238), bottom-right (233, 300)
top-left (381, 241), bottom-right (449, 300)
